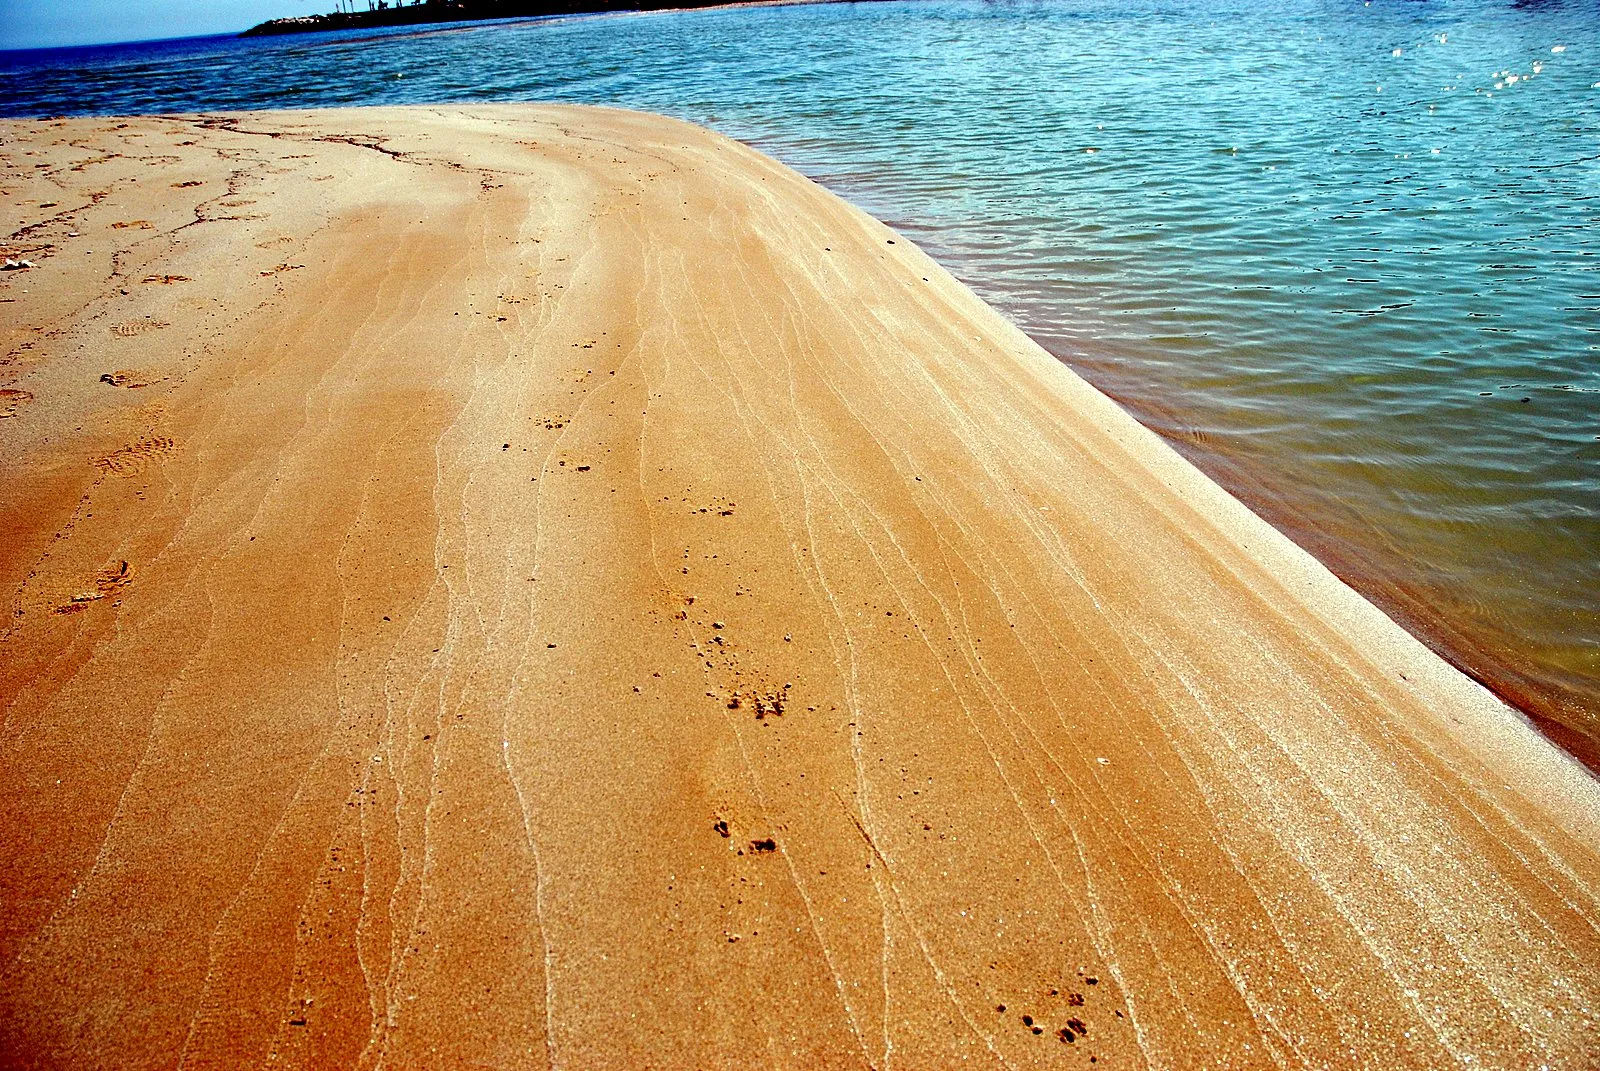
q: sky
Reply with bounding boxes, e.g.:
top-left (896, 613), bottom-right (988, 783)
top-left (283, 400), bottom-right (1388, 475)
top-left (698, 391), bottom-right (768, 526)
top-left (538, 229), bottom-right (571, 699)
top-left (0, 0), bottom-right (332, 50)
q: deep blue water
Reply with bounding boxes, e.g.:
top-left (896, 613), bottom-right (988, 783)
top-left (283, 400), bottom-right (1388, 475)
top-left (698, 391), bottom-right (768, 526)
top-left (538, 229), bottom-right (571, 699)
top-left (2, 0), bottom-right (1597, 749)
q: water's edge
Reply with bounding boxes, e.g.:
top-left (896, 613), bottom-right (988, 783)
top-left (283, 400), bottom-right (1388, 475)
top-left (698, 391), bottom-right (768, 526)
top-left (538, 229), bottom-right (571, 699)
top-left (896, 229), bottom-right (1600, 773)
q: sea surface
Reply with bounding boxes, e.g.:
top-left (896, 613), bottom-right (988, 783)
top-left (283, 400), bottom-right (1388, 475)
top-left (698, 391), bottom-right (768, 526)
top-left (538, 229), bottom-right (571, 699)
top-left (3, 0), bottom-right (1598, 762)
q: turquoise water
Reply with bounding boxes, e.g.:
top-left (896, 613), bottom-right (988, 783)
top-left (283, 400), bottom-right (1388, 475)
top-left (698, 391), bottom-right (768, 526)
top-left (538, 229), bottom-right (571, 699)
top-left (3, 0), bottom-right (1598, 759)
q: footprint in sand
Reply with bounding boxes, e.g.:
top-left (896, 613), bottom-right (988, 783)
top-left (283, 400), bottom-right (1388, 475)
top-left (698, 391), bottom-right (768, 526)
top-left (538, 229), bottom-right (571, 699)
top-left (100, 369), bottom-right (163, 389)
top-left (52, 560), bottom-right (134, 615)
top-left (92, 434), bottom-right (174, 477)
top-left (111, 318), bottom-right (168, 337)
top-left (0, 388), bottom-right (33, 418)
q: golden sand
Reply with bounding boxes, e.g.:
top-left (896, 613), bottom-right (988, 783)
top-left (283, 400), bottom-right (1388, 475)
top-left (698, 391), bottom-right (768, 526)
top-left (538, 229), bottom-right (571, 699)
top-left (1, 105), bottom-right (1597, 1068)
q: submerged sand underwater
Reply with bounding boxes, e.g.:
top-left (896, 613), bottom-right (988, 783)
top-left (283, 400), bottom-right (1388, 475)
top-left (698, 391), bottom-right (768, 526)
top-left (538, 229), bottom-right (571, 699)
top-left (1, 105), bottom-right (1598, 1069)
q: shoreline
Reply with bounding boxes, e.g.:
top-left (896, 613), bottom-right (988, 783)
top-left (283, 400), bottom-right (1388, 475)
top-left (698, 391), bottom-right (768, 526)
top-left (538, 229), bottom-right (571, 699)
top-left (1077, 363), bottom-right (1600, 774)
top-left (1187, 434), bottom-right (1600, 773)
top-left (2, 104), bottom-right (1597, 1066)
top-left (239, 0), bottom-right (859, 38)
top-left (827, 223), bottom-right (1600, 773)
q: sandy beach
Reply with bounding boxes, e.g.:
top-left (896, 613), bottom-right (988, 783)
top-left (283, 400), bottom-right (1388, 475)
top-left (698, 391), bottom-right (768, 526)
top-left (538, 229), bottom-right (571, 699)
top-left (1, 104), bottom-right (1597, 1068)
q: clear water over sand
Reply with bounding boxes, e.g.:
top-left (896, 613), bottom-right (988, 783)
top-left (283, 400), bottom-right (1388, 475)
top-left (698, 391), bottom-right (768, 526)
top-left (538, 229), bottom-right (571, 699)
top-left (3, 0), bottom-right (1597, 757)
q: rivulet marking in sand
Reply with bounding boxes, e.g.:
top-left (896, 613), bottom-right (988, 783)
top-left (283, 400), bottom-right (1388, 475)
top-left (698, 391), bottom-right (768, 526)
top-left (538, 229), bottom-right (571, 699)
top-left (1, 105), bottom-right (1597, 1069)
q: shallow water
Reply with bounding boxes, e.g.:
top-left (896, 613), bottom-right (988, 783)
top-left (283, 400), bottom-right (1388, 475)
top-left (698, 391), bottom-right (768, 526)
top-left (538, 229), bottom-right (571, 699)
top-left (3, 0), bottom-right (1598, 761)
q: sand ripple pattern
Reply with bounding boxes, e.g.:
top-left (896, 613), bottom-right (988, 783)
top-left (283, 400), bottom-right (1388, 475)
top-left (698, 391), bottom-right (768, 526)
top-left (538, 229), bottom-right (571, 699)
top-left (91, 434), bottom-right (174, 477)
top-left (0, 105), bottom-right (1596, 1071)
top-left (111, 318), bottom-right (168, 337)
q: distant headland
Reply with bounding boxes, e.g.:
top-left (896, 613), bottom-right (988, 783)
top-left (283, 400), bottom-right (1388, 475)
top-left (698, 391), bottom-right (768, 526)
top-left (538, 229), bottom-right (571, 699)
top-left (242, 0), bottom-right (751, 36)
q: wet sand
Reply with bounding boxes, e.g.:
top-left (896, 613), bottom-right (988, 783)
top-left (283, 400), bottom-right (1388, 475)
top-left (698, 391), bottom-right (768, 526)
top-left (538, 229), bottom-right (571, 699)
top-left (1, 104), bottom-right (1597, 1069)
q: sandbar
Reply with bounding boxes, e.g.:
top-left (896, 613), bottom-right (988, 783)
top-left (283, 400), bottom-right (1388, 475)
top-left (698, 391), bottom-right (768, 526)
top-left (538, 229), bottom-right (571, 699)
top-left (1, 105), bottom-right (1597, 1068)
